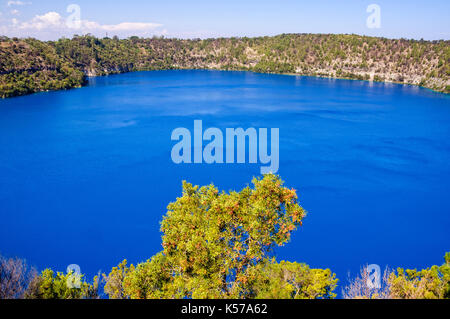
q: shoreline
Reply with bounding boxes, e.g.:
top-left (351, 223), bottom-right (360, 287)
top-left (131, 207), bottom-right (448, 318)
top-left (2, 68), bottom-right (448, 100)
top-left (1, 34), bottom-right (449, 98)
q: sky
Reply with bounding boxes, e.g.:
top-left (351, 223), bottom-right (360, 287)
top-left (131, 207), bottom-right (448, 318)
top-left (0, 0), bottom-right (449, 40)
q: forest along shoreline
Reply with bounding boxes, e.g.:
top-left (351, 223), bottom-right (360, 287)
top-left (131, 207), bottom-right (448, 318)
top-left (1, 33), bottom-right (449, 98)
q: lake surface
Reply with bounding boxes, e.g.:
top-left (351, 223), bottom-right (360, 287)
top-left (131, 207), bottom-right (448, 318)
top-left (0, 70), bottom-right (449, 289)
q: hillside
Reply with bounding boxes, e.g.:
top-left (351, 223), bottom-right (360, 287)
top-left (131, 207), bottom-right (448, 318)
top-left (1, 34), bottom-right (449, 98)
top-left (0, 37), bottom-right (85, 98)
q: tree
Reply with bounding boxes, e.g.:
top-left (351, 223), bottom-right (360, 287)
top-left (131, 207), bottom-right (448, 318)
top-left (103, 259), bottom-right (133, 299)
top-left (105, 174), bottom-right (338, 299)
top-left (0, 254), bottom-right (37, 299)
top-left (245, 260), bottom-right (338, 299)
top-left (388, 252), bottom-right (450, 299)
top-left (160, 174), bottom-right (306, 298)
top-left (123, 253), bottom-right (172, 299)
top-left (25, 269), bottom-right (99, 299)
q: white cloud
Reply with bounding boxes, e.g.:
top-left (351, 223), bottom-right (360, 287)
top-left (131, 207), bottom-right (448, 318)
top-left (3, 11), bottom-right (164, 39)
top-left (7, 1), bottom-right (31, 6)
top-left (19, 11), bottom-right (62, 30)
top-left (10, 9), bottom-right (20, 15)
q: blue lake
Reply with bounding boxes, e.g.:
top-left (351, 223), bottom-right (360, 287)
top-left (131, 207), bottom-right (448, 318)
top-left (0, 70), bottom-right (449, 289)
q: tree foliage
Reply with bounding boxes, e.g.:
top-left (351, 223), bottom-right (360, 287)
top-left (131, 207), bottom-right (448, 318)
top-left (388, 253), bottom-right (450, 299)
top-left (160, 174), bottom-right (306, 298)
top-left (104, 175), bottom-right (338, 299)
top-left (25, 269), bottom-right (99, 299)
top-left (245, 260), bottom-right (338, 299)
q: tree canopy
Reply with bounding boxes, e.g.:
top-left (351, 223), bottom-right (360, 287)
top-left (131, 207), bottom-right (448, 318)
top-left (104, 174), bottom-right (338, 299)
top-left (1, 34), bottom-right (449, 98)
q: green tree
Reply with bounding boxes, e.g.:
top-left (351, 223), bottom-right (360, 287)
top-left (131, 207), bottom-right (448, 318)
top-left (103, 259), bottom-right (133, 299)
top-left (25, 269), bottom-right (99, 299)
top-left (160, 174), bottom-right (306, 298)
top-left (245, 260), bottom-right (338, 299)
top-left (124, 253), bottom-right (172, 299)
top-left (388, 252), bottom-right (450, 299)
top-left (105, 174), bottom-right (338, 299)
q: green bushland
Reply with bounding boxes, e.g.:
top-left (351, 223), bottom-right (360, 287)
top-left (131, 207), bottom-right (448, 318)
top-left (0, 37), bottom-right (85, 98)
top-left (103, 175), bottom-right (337, 299)
top-left (1, 34), bottom-right (449, 98)
top-left (1, 175), bottom-right (449, 299)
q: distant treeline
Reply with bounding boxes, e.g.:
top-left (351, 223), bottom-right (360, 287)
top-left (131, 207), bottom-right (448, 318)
top-left (0, 33), bottom-right (449, 98)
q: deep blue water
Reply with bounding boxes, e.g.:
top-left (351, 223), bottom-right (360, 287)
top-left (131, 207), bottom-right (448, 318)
top-left (0, 70), bottom-right (449, 291)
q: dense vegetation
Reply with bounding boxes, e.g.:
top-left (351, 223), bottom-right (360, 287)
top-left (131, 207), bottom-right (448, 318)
top-left (1, 175), bottom-right (449, 299)
top-left (0, 37), bottom-right (85, 98)
top-left (342, 253), bottom-right (450, 299)
top-left (102, 175), bottom-right (337, 299)
top-left (1, 34), bottom-right (449, 98)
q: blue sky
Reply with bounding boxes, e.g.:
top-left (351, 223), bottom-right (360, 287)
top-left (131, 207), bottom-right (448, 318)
top-left (0, 0), bottom-right (449, 40)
